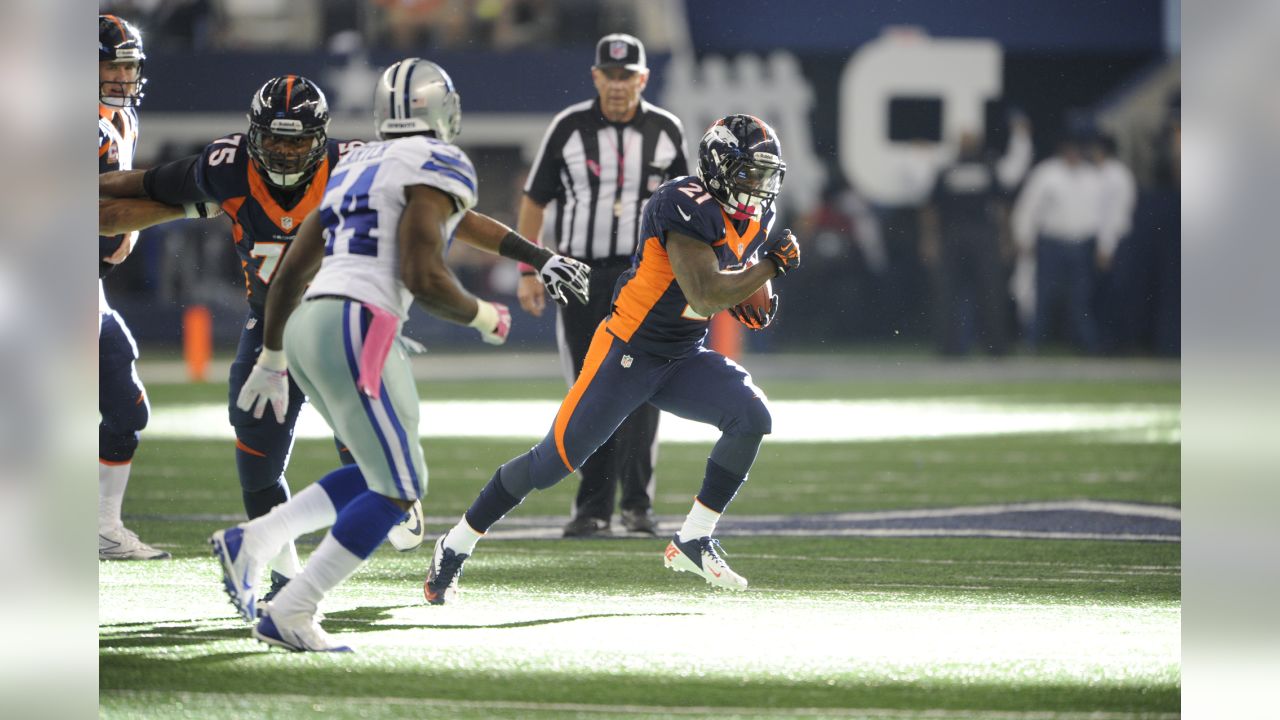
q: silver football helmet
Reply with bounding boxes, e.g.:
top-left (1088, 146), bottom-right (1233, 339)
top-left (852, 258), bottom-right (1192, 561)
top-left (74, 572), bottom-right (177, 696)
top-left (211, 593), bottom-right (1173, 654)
top-left (373, 58), bottom-right (462, 143)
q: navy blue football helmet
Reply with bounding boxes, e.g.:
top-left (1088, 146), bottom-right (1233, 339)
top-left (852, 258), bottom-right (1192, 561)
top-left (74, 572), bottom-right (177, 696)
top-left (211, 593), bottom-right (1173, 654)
top-left (98, 15), bottom-right (146, 108)
top-left (697, 114), bottom-right (786, 221)
top-left (247, 75), bottom-right (331, 188)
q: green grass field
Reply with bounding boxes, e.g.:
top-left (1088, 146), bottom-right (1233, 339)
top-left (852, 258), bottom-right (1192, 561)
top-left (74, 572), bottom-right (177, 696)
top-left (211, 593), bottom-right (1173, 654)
top-left (100, 369), bottom-right (1180, 719)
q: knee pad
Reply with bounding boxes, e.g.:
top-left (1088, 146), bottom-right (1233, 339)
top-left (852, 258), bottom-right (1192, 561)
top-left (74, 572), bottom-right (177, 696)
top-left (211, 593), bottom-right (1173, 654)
top-left (736, 396), bottom-right (773, 436)
top-left (99, 423), bottom-right (139, 464)
top-left (234, 425), bottom-right (293, 493)
top-left (106, 396), bottom-right (150, 436)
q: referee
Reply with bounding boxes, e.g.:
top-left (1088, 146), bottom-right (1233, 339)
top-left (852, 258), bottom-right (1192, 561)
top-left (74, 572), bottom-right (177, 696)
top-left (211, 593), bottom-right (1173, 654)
top-left (515, 33), bottom-right (688, 537)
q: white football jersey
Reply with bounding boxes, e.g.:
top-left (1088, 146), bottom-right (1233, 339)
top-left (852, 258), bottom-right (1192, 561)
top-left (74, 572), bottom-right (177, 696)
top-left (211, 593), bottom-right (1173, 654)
top-left (305, 135), bottom-right (478, 318)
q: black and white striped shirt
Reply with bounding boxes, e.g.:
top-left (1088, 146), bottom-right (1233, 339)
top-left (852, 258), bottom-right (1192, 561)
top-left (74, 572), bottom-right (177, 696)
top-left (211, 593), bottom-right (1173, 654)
top-left (525, 98), bottom-right (688, 262)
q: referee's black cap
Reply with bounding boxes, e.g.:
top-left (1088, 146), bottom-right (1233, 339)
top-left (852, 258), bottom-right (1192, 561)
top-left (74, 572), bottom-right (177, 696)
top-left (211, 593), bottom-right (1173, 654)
top-left (594, 33), bottom-right (646, 72)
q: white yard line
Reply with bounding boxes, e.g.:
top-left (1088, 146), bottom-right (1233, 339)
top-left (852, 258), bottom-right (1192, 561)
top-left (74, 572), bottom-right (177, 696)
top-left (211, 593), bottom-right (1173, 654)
top-left (103, 690), bottom-right (1180, 720)
top-left (146, 398), bottom-right (1179, 444)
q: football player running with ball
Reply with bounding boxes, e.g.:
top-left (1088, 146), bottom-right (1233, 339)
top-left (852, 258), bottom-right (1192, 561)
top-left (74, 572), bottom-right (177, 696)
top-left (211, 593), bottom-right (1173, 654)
top-left (424, 114), bottom-right (800, 602)
top-left (212, 58), bottom-right (589, 652)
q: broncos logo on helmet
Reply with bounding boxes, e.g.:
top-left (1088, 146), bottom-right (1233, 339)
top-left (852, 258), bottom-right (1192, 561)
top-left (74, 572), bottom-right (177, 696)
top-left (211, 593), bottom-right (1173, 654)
top-left (99, 15), bottom-right (146, 108)
top-left (247, 75), bottom-right (331, 188)
top-left (697, 114), bottom-right (786, 221)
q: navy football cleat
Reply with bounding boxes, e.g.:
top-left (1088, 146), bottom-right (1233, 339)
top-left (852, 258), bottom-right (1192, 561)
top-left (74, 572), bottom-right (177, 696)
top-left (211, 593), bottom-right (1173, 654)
top-left (663, 533), bottom-right (748, 590)
top-left (423, 535), bottom-right (469, 605)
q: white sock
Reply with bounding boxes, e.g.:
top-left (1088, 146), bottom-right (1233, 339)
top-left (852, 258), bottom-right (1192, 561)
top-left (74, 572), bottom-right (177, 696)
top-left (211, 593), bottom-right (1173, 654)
top-left (99, 462), bottom-right (130, 531)
top-left (270, 543), bottom-right (302, 579)
top-left (677, 498), bottom-right (721, 543)
top-left (443, 517), bottom-right (484, 556)
top-left (268, 532), bottom-right (362, 619)
top-left (242, 482), bottom-right (338, 563)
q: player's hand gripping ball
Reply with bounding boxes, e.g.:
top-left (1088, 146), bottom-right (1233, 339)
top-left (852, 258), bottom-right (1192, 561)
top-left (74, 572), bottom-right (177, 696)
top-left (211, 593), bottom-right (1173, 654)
top-left (728, 279), bottom-right (779, 330)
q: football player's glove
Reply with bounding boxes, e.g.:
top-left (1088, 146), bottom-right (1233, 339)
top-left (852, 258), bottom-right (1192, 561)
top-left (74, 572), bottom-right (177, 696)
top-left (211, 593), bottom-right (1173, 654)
top-left (540, 255), bottom-right (590, 306)
top-left (765, 230), bottom-right (801, 276)
top-left (729, 294), bottom-right (779, 330)
top-left (469, 300), bottom-right (512, 345)
top-left (236, 348), bottom-right (289, 424)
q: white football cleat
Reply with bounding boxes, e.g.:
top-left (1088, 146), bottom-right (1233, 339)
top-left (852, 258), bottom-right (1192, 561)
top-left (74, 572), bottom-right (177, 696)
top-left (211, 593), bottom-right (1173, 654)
top-left (210, 526), bottom-right (261, 622)
top-left (254, 609), bottom-right (351, 653)
top-left (99, 525), bottom-right (170, 560)
top-left (386, 498), bottom-right (426, 552)
top-left (663, 534), bottom-right (748, 590)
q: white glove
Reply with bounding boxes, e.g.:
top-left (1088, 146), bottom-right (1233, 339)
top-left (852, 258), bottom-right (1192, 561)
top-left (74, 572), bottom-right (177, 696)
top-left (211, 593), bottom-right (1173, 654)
top-left (469, 300), bottom-right (511, 345)
top-left (540, 255), bottom-right (591, 305)
top-left (235, 347), bottom-right (289, 424)
top-left (184, 200), bottom-right (223, 219)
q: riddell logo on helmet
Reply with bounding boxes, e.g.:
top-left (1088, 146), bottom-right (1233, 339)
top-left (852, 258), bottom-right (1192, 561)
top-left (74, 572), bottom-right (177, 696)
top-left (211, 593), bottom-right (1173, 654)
top-left (610, 41), bottom-right (628, 60)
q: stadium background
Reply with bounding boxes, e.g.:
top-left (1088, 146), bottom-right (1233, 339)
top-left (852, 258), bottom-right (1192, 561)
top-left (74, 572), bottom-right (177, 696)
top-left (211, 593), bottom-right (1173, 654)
top-left (102, 0), bottom-right (1180, 358)
top-left (91, 2), bottom-right (1184, 719)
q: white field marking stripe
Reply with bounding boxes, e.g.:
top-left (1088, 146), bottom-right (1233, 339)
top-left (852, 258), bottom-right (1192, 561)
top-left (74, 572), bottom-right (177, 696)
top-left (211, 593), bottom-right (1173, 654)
top-left (474, 526), bottom-right (1180, 542)
top-left (498, 547), bottom-right (1180, 573)
top-left (101, 691), bottom-right (1179, 720)
top-left (738, 529), bottom-right (1180, 542)
top-left (128, 512), bottom-right (1178, 543)
top-left (145, 398), bottom-right (1179, 444)
top-left (743, 500), bottom-right (1182, 523)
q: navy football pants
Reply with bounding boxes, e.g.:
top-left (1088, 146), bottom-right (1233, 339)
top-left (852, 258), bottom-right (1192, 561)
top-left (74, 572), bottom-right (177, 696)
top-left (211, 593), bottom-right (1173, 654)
top-left (506, 323), bottom-right (772, 494)
top-left (99, 310), bottom-right (149, 463)
top-left (557, 260), bottom-right (660, 520)
top-left (228, 313), bottom-right (352, 514)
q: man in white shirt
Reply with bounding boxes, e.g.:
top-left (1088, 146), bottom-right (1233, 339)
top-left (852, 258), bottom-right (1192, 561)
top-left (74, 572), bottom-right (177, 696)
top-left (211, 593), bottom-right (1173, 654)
top-left (1090, 135), bottom-right (1138, 353)
top-left (1093, 135), bottom-right (1137, 272)
top-left (1011, 137), bottom-right (1105, 353)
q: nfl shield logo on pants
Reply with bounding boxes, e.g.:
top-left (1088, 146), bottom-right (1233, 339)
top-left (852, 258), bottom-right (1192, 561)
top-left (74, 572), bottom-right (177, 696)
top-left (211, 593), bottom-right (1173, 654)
top-left (610, 41), bottom-right (628, 60)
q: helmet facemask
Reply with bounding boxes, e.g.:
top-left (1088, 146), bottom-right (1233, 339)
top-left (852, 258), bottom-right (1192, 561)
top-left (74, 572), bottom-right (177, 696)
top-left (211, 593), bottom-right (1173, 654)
top-left (706, 149), bottom-right (785, 221)
top-left (248, 121), bottom-right (328, 188)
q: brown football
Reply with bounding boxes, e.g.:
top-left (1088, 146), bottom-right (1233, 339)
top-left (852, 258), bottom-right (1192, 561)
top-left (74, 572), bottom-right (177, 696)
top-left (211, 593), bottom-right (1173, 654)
top-left (732, 279), bottom-right (773, 318)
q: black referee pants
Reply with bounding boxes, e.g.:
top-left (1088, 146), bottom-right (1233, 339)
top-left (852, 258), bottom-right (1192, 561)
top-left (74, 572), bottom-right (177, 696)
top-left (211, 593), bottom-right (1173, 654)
top-left (557, 259), bottom-right (659, 521)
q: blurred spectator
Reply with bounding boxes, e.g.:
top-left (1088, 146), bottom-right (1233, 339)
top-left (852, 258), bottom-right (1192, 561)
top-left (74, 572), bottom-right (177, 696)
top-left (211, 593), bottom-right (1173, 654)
top-left (1092, 135), bottom-right (1137, 272)
top-left (877, 140), bottom-right (938, 341)
top-left (1090, 134), bottom-right (1138, 353)
top-left (482, 0), bottom-right (555, 49)
top-left (99, 0), bottom-right (214, 51)
top-left (787, 181), bottom-right (885, 343)
top-left (920, 131), bottom-right (1015, 356)
top-left (1011, 135), bottom-right (1105, 353)
top-left (213, 0), bottom-right (321, 50)
top-left (372, 0), bottom-right (471, 51)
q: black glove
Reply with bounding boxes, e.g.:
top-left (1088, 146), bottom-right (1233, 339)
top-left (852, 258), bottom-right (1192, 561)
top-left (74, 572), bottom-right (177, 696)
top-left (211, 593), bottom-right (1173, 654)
top-left (765, 229), bottom-right (801, 276)
top-left (728, 294), bottom-right (779, 330)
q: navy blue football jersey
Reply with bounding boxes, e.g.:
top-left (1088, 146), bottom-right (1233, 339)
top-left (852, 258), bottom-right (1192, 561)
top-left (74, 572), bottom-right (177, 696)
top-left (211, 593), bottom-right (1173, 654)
top-left (99, 106), bottom-right (139, 278)
top-left (605, 176), bottom-right (777, 358)
top-left (193, 133), bottom-right (364, 314)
